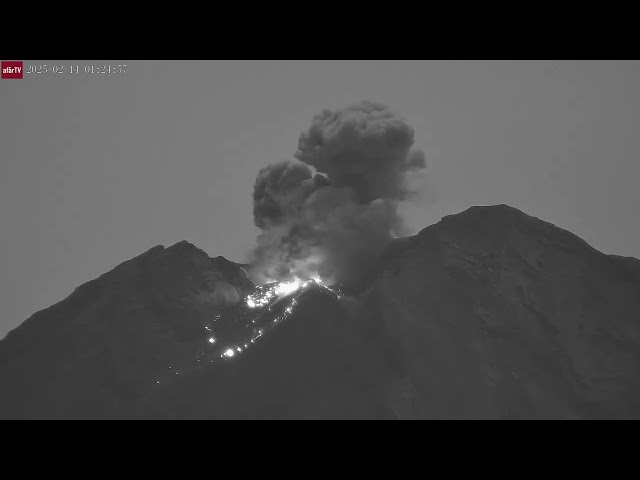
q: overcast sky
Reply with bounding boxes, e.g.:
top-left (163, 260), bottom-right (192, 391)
top-left (1, 60), bottom-right (639, 339)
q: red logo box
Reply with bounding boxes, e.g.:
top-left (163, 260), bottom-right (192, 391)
top-left (2, 61), bottom-right (23, 79)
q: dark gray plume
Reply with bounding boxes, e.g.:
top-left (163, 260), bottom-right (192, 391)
top-left (249, 101), bottom-right (427, 285)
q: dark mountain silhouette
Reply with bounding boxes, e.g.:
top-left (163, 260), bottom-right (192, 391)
top-left (1, 204), bottom-right (639, 419)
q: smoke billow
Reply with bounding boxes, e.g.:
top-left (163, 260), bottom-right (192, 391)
top-left (248, 101), bottom-right (427, 286)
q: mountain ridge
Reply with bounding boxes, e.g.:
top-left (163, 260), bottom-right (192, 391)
top-left (1, 204), bottom-right (639, 419)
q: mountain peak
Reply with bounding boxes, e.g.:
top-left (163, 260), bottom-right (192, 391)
top-left (2, 204), bottom-right (640, 419)
top-left (452, 203), bottom-right (526, 216)
top-left (405, 203), bottom-right (600, 262)
top-left (166, 240), bottom-right (205, 254)
top-left (438, 203), bottom-right (550, 233)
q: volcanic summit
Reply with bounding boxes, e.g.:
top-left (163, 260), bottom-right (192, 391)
top-left (1, 204), bottom-right (639, 419)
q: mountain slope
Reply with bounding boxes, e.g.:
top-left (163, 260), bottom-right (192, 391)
top-left (0, 241), bottom-right (254, 419)
top-left (357, 204), bottom-right (640, 418)
top-left (1, 204), bottom-right (639, 419)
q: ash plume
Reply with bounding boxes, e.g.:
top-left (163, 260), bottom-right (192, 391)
top-left (248, 101), bottom-right (427, 285)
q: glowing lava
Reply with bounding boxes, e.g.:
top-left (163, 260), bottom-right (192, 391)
top-left (245, 277), bottom-right (325, 309)
top-left (275, 280), bottom-right (302, 296)
top-left (212, 277), bottom-right (336, 362)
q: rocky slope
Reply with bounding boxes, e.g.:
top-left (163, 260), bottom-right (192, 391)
top-left (0, 241), bottom-right (254, 419)
top-left (1, 205), bottom-right (639, 419)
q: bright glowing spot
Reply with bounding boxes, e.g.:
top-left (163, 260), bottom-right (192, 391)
top-left (237, 347), bottom-right (243, 353)
top-left (312, 276), bottom-right (323, 284)
top-left (276, 280), bottom-right (301, 296)
top-left (223, 348), bottom-right (235, 358)
top-left (208, 337), bottom-right (215, 344)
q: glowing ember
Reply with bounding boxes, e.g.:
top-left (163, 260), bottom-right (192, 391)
top-left (223, 348), bottom-right (235, 358)
top-left (245, 286), bottom-right (276, 308)
top-left (208, 337), bottom-right (215, 344)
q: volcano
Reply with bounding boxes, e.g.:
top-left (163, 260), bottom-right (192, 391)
top-left (1, 204), bottom-right (640, 419)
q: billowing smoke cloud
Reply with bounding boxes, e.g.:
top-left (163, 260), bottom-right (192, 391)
top-left (248, 101), bottom-right (427, 286)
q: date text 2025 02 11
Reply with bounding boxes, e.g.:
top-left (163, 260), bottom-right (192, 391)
top-left (25, 64), bottom-right (128, 75)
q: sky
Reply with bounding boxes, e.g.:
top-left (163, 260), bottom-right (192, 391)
top-left (1, 60), bottom-right (639, 339)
